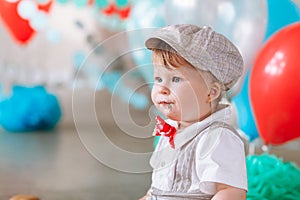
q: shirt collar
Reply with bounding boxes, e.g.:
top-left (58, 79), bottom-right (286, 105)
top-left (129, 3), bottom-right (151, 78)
top-left (168, 105), bottom-right (232, 149)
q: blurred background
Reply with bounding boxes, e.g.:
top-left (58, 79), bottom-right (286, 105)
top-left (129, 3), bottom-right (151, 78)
top-left (1, 0), bottom-right (300, 199)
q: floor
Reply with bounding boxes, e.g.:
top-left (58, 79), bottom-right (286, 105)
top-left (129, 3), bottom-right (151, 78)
top-left (0, 125), bottom-right (154, 200)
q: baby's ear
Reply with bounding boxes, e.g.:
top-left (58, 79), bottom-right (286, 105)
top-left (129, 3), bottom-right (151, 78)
top-left (207, 82), bottom-right (221, 102)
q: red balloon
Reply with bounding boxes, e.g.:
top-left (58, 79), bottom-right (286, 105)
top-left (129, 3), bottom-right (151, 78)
top-left (250, 23), bottom-right (300, 145)
top-left (0, 0), bottom-right (52, 45)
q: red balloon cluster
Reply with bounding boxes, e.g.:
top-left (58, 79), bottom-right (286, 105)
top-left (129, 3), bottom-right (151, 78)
top-left (250, 23), bottom-right (300, 145)
top-left (101, 3), bottom-right (131, 20)
top-left (0, 0), bottom-right (53, 45)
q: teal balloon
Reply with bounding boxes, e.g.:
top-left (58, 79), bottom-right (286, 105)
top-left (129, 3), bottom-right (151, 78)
top-left (74, 0), bottom-right (88, 7)
top-left (126, 0), bottom-right (166, 85)
top-left (116, 0), bottom-right (128, 8)
top-left (95, 0), bottom-right (108, 8)
top-left (232, 71), bottom-right (258, 141)
top-left (265, 0), bottom-right (300, 40)
top-left (57, 0), bottom-right (69, 4)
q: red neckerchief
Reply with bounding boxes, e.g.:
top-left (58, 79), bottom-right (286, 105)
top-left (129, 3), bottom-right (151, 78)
top-left (154, 116), bottom-right (177, 149)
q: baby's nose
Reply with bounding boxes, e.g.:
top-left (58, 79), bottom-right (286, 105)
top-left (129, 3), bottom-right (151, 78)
top-left (159, 85), bottom-right (170, 95)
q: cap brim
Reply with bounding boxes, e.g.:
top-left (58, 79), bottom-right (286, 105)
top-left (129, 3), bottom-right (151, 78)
top-left (145, 37), bottom-right (167, 50)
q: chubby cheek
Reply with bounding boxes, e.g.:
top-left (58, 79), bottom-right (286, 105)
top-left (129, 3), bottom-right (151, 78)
top-left (178, 93), bottom-right (198, 117)
top-left (176, 87), bottom-right (208, 121)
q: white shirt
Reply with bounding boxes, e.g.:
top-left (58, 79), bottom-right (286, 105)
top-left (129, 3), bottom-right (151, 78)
top-left (150, 106), bottom-right (247, 198)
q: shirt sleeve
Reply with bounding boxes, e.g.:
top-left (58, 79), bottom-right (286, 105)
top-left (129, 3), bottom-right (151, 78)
top-left (195, 127), bottom-right (248, 195)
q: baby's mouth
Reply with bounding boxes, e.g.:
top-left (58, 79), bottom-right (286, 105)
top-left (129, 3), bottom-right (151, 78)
top-left (158, 101), bottom-right (173, 105)
top-left (158, 101), bottom-right (174, 111)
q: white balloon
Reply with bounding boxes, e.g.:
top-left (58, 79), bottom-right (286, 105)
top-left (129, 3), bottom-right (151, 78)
top-left (17, 0), bottom-right (38, 20)
top-left (165, 0), bottom-right (267, 96)
top-left (29, 11), bottom-right (48, 31)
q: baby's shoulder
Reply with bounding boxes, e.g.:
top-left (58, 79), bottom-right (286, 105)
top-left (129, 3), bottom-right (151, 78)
top-left (193, 122), bottom-right (243, 159)
top-left (198, 122), bottom-right (241, 142)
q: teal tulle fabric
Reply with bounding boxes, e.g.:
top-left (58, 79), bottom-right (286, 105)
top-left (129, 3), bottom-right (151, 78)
top-left (246, 154), bottom-right (300, 200)
top-left (0, 85), bottom-right (61, 132)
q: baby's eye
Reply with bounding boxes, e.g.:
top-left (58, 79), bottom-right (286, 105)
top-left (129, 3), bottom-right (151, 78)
top-left (172, 77), bottom-right (181, 82)
top-left (155, 77), bottom-right (163, 83)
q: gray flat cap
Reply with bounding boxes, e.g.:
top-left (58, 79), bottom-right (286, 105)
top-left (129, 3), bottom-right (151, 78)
top-left (145, 24), bottom-right (244, 89)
